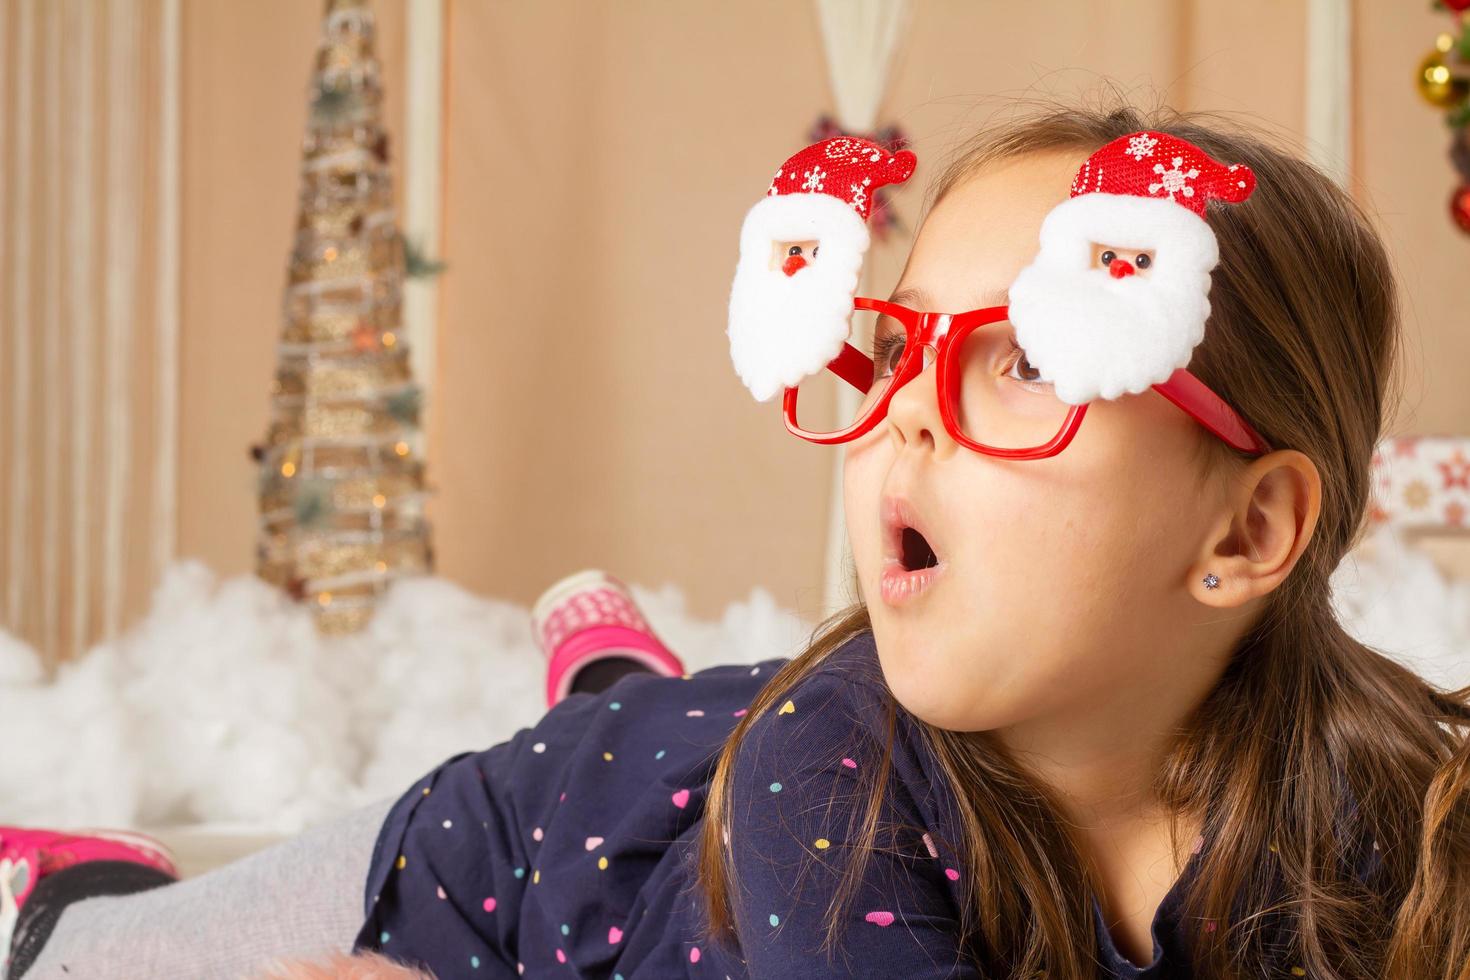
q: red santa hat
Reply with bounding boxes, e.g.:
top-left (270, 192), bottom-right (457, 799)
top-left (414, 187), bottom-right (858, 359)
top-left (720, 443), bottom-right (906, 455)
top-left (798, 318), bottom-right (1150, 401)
top-left (727, 137), bottom-right (917, 402)
top-left (1008, 130), bottom-right (1257, 405)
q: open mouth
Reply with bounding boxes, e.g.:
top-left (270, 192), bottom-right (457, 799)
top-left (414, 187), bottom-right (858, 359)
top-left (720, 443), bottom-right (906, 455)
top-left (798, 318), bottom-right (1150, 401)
top-left (879, 494), bottom-right (948, 605)
top-left (900, 525), bottom-right (939, 572)
top-left (882, 494), bottom-right (944, 569)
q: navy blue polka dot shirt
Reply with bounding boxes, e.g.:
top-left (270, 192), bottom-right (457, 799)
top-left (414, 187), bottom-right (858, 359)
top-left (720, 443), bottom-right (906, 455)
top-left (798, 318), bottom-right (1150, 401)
top-left (353, 629), bottom-right (1379, 977)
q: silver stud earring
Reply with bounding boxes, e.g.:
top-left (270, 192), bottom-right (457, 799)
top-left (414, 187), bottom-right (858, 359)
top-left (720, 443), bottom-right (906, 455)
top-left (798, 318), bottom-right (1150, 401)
top-left (1203, 572), bottom-right (1220, 590)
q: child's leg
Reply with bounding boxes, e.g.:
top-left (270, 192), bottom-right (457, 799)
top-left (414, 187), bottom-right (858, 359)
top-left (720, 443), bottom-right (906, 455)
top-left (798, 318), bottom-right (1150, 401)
top-left (14, 794), bottom-right (394, 980)
top-left (532, 569), bottom-right (686, 707)
top-left (568, 655), bottom-right (657, 694)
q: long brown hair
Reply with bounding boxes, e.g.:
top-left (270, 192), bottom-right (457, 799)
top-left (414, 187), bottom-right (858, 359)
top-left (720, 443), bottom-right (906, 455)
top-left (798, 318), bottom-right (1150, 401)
top-left (697, 88), bottom-right (1470, 978)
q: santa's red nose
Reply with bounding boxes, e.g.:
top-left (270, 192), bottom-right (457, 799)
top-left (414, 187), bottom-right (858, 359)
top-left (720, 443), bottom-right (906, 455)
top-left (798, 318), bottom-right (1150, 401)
top-left (1108, 257), bottom-right (1135, 279)
top-left (782, 254), bottom-right (807, 277)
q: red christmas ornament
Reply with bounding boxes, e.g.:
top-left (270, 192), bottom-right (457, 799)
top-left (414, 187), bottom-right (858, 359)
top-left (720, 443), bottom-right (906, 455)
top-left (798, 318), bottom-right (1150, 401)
top-left (1450, 183), bottom-right (1470, 233)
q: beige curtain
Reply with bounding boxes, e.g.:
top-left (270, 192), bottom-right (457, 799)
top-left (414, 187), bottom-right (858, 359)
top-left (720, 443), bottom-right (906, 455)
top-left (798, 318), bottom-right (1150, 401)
top-left (0, 0), bottom-right (180, 669)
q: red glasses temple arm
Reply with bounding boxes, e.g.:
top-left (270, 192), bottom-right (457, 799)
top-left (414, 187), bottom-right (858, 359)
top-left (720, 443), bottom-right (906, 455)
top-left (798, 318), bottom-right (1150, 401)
top-left (1152, 368), bottom-right (1272, 456)
top-left (825, 342), bottom-right (874, 394)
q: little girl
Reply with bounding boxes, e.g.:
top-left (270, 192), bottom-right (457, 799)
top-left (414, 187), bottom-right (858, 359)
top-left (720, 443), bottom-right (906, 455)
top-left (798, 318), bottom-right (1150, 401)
top-left (6, 94), bottom-right (1470, 979)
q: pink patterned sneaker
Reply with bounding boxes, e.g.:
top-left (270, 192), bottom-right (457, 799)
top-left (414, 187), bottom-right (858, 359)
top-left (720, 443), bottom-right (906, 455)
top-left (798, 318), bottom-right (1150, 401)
top-left (0, 826), bottom-right (178, 976)
top-left (531, 569), bottom-right (686, 708)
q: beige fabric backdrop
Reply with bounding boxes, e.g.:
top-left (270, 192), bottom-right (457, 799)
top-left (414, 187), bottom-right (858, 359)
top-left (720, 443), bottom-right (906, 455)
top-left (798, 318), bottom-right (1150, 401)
top-left (0, 0), bottom-right (175, 663)
top-left (3, 1), bottom-right (1467, 665)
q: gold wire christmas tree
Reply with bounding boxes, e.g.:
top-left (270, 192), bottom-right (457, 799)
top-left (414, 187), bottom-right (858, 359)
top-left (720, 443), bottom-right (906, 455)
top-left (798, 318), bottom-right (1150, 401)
top-left (253, 0), bottom-right (434, 634)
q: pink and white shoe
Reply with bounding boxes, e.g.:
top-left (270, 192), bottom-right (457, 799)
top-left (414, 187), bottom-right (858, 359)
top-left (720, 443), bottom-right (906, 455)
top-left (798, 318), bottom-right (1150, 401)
top-left (531, 569), bottom-right (686, 708)
top-left (0, 825), bottom-right (177, 971)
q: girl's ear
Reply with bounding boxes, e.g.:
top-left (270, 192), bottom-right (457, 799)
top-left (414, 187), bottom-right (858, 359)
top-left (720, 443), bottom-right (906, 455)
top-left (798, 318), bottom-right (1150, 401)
top-left (1189, 449), bottom-right (1322, 608)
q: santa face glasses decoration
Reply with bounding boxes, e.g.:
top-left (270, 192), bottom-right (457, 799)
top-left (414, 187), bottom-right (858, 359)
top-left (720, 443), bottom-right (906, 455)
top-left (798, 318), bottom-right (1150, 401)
top-left (730, 130), bottom-right (1272, 459)
top-left (728, 136), bottom-right (918, 402)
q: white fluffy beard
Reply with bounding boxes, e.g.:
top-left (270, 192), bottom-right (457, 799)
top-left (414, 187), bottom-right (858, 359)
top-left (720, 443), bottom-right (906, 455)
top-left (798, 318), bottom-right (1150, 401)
top-left (1007, 249), bottom-right (1214, 405)
top-left (726, 235), bottom-right (865, 403)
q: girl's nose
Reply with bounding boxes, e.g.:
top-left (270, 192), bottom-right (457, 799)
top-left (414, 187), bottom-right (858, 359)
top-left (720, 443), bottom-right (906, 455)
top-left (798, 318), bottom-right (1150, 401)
top-left (884, 343), bottom-right (946, 450)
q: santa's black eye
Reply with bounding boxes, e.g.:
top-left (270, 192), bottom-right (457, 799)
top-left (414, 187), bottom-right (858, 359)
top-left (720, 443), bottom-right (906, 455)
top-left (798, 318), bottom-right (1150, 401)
top-left (787, 245), bottom-right (802, 256)
top-left (1100, 250), bottom-right (1116, 264)
top-left (1135, 253), bottom-right (1151, 269)
top-left (812, 245), bottom-right (819, 257)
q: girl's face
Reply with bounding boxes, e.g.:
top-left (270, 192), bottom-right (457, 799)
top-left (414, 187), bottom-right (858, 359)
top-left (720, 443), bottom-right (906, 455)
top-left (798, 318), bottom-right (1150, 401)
top-left (844, 151), bottom-right (1232, 738)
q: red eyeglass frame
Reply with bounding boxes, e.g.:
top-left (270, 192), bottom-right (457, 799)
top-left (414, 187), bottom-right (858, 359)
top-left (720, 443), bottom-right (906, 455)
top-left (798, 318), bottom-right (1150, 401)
top-left (782, 296), bottom-right (1273, 459)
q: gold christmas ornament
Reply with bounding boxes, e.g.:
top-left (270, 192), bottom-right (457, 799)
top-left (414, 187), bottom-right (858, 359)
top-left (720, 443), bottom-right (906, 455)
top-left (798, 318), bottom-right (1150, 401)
top-left (253, 0), bottom-right (434, 635)
top-left (1418, 38), bottom-right (1470, 108)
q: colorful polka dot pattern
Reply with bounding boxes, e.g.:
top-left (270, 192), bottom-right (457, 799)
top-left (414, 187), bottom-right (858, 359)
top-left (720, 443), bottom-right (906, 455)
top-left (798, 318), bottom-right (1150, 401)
top-left (718, 657), bottom-right (996, 978)
top-left (352, 653), bottom-right (809, 976)
top-left (349, 630), bottom-right (1322, 976)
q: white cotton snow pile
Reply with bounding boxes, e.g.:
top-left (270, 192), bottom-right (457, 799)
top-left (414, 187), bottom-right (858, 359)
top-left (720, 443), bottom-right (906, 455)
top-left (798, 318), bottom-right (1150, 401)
top-left (1330, 522), bottom-right (1470, 693)
top-left (0, 561), bottom-right (812, 833)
